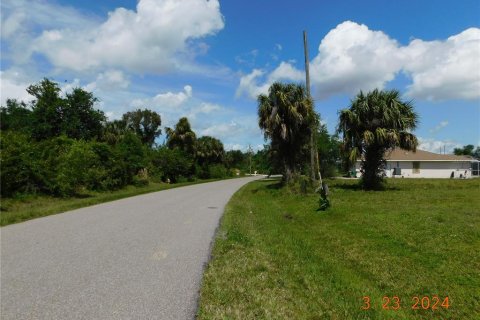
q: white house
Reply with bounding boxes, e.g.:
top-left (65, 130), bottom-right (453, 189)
top-left (355, 148), bottom-right (478, 178)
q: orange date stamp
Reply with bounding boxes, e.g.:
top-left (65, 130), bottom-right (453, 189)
top-left (361, 295), bottom-right (450, 311)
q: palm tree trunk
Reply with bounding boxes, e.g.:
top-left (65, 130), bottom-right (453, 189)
top-left (362, 145), bottom-right (385, 189)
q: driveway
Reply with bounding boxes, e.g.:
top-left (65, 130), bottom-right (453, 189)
top-left (1, 176), bottom-right (263, 319)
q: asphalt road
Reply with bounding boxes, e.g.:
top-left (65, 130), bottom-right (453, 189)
top-left (1, 176), bottom-right (263, 320)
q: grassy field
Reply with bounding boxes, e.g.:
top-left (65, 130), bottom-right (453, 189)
top-left (198, 178), bottom-right (480, 319)
top-left (0, 178), bottom-right (231, 226)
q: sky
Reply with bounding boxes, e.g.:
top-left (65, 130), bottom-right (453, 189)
top-left (1, 0), bottom-right (479, 152)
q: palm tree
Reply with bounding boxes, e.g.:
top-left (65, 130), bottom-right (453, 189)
top-left (165, 117), bottom-right (196, 157)
top-left (338, 89), bottom-right (418, 189)
top-left (258, 82), bottom-right (317, 182)
top-left (196, 136), bottom-right (225, 165)
top-left (102, 119), bottom-right (127, 145)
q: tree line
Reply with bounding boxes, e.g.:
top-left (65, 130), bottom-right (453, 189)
top-left (0, 79), bottom-right (278, 197)
top-left (2, 77), bottom-right (427, 198)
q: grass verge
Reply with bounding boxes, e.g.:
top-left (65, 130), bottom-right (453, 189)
top-left (198, 178), bottom-right (480, 319)
top-left (1, 178), bottom-right (231, 226)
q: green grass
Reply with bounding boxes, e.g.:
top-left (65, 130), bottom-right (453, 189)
top-left (198, 178), bottom-right (480, 319)
top-left (0, 178), bottom-right (231, 226)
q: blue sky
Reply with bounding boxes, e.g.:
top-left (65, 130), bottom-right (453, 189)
top-left (1, 0), bottom-right (479, 152)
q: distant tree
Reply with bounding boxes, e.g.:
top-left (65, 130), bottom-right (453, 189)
top-left (338, 89), bottom-right (418, 189)
top-left (196, 136), bottom-right (225, 165)
top-left (63, 88), bottom-right (106, 140)
top-left (102, 120), bottom-right (128, 145)
top-left (17, 79), bottom-right (105, 141)
top-left (258, 82), bottom-right (317, 182)
top-left (453, 144), bottom-right (475, 156)
top-left (122, 109), bottom-right (161, 147)
top-left (473, 147), bottom-right (480, 159)
top-left (0, 99), bottom-right (32, 133)
top-left (27, 78), bottom-right (65, 140)
top-left (225, 150), bottom-right (245, 169)
top-left (252, 145), bottom-right (277, 174)
top-left (165, 117), bottom-right (196, 156)
top-left (316, 124), bottom-right (342, 178)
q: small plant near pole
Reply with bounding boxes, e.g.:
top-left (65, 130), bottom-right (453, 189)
top-left (317, 182), bottom-right (330, 211)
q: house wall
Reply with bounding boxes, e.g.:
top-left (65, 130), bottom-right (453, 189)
top-left (355, 161), bottom-right (473, 178)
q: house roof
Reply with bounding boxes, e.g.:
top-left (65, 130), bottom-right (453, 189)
top-left (385, 148), bottom-right (475, 162)
top-left (355, 148), bottom-right (476, 162)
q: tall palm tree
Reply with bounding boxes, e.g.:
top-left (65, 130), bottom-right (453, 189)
top-left (165, 117), bottom-right (196, 157)
top-left (258, 82), bottom-right (318, 182)
top-left (338, 89), bottom-right (418, 189)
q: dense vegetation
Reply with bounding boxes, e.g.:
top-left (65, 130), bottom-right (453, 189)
top-left (1, 79), bottom-right (345, 199)
top-left (0, 79), bottom-right (260, 198)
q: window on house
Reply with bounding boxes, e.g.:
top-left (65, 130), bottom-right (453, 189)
top-left (412, 161), bottom-right (420, 174)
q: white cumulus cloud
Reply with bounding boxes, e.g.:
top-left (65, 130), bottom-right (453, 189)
top-left (132, 85), bottom-right (193, 109)
top-left (418, 137), bottom-right (461, 154)
top-left (85, 70), bottom-right (130, 92)
top-left (310, 21), bottom-right (402, 98)
top-left (30, 0), bottom-right (224, 73)
top-left (402, 28), bottom-right (480, 101)
top-left (0, 70), bottom-right (35, 105)
top-left (236, 21), bottom-right (480, 102)
top-left (236, 62), bottom-right (304, 99)
top-left (1, 0), bottom-right (100, 64)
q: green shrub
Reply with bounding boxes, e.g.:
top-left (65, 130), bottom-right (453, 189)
top-left (34, 136), bottom-right (75, 194)
top-left (56, 140), bottom-right (101, 196)
top-left (0, 132), bottom-right (37, 196)
top-left (133, 168), bottom-right (149, 187)
top-left (208, 164), bottom-right (228, 179)
top-left (286, 175), bottom-right (316, 194)
top-left (90, 141), bottom-right (129, 190)
top-left (115, 132), bottom-right (146, 184)
top-left (149, 147), bottom-right (192, 183)
top-left (132, 175), bottom-right (149, 187)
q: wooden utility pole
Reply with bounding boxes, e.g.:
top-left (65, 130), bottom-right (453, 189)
top-left (303, 31), bottom-right (311, 98)
top-left (303, 30), bottom-right (322, 184)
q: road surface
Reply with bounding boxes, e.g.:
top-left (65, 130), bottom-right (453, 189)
top-left (1, 176), bottom-right (263, 319)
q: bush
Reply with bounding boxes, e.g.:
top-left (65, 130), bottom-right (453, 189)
top-left (149, 147), bottom-right (193, 183)
top-left (56, 140), bottom-right (101, 196)
top-left (133, 169), bottom-right (149, 187)
top-left (286, 175), bottom-right (316, 194)
top-left (34, 136), bottom-right (75, 194)
top-left (114, 132), bottom-right (146, 184)
top-left (208, 164), bottom-right (228, 179)
top-left (0, 133), bottom-right (81, 196)
top-left (90, 141), bottom-right (128, 190)
top-left (0, 132), bottom-right (37, 196)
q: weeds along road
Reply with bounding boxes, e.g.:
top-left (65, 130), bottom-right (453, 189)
top-left (1, 176), bottom-right (263, 320)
